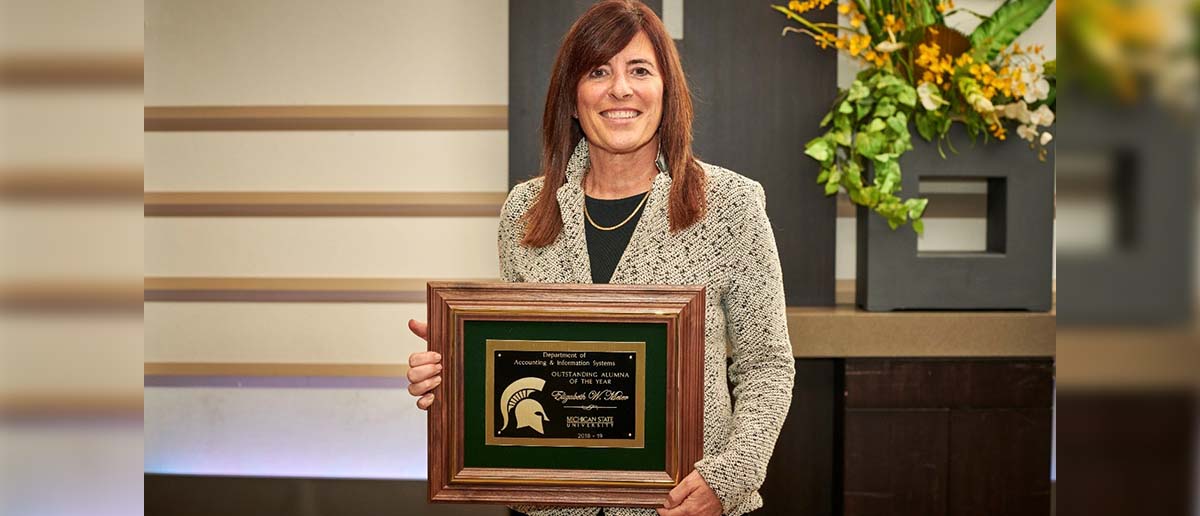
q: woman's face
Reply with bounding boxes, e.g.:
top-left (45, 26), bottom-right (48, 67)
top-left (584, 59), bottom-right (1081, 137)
top-left (575, 31), bottom-right (664, 156)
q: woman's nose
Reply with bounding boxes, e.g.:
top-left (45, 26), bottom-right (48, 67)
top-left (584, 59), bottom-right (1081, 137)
top-left (609, 74), bottom-right (633, 99)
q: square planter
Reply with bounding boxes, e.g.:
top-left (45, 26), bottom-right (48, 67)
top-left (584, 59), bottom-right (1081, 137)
top-left (856, 125), bottom-right (1055, 311)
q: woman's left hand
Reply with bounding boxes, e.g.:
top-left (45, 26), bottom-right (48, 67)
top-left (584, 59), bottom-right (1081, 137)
top-left (657, 470), bottom-right (721, 516)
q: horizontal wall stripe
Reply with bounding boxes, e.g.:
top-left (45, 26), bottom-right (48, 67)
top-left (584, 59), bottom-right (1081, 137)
top-left (1, 168), bottom-right (143, 199)
top-left (0, 54), bottom-right (144, 87)
top-left (144, 277), bottom-right (492, 302)
top-left (144, 191), bottom-right (507, 217)
top-left (0, 394), bottom-right (143, 418)
top-left (144, 362), bottom-right (409, 377)
top-left (1, 281), bottom-right (143, 312)
top-left (144, 105), bottom-right (507, 131)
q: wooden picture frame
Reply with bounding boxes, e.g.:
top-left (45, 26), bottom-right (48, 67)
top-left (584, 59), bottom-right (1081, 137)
top-left (427, 281), bottom-right (705, 508)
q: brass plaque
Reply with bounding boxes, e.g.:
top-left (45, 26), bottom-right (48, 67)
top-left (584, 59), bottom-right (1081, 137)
top-left (485, 339), bottom-right (647, 449)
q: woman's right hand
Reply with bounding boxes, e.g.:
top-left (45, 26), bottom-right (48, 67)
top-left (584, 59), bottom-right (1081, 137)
top-left (406, 319), bottom-right (442, 410)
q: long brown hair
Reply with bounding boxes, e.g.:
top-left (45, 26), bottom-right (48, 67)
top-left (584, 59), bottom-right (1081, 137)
top-left (521, 0), bottom-right (706, 248)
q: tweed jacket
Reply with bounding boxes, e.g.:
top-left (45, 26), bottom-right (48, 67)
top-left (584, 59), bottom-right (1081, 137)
top-left (499, 140), bottom-right (796, 516)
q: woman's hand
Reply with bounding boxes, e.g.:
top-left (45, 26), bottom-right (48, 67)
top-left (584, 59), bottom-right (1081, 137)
top-left (405, 319), bottom-right (442, 410)
top-left (657, 470), bottom-right (721, 516)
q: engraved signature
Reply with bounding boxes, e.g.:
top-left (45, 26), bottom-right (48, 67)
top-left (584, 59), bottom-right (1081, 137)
top-left (551, 390), bottom-right (631, 403)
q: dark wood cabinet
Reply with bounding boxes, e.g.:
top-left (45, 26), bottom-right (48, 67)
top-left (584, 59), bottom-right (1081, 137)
top-left (843, 359), bottom-right (1054, 516)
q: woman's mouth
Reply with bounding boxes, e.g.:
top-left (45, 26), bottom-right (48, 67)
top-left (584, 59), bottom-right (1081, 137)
top-left (600, 109), bottom-right (641, 120)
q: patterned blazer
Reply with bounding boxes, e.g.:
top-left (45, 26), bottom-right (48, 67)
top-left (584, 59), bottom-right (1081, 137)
top-left (499, 139), bottom-right (796, 516)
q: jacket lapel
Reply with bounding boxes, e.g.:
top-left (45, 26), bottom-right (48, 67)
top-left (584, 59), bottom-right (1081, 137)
top-left (556, 140), bottom-right (594, 284)
top-left (609, 153), bottom-right (671, 285)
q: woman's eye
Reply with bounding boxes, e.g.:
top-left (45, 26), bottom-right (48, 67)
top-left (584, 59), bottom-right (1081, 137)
top-left (589, 68), bottom-right (608, 78)
top-left (632, 67), bottom-right (651, 77)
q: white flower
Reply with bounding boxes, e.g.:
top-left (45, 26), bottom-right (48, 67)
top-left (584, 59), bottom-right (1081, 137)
top-left (875, 40), bottom-right (906, 53)
top-left (917, 82), bottom-right (948, 111)
top-left (1029, 104), bottom-right (1055, 126)
top-left (997, 101), bottom-right (1032, 124)
top-left (1017, 124), bottom-right (1039, 142)
top-left (1040, 131), bottom-right (1053, 145)
top-left (1023, 77), bottom-right (1051, 103)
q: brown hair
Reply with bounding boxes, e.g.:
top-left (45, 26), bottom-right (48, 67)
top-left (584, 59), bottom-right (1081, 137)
top-left (521, 0), bottom-right (706, 248)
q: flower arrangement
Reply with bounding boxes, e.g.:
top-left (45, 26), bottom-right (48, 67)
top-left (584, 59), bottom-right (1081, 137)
top-left (774, 0), bottom-right (1055, 232)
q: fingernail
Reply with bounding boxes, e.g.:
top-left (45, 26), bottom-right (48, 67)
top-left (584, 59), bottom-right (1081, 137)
top-left (432, 352), bottom-right (442, 360)
top-left (434, 376), bottom-right (442, 384)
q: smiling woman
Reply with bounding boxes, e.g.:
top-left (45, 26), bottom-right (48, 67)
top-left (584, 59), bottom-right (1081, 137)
top-left (405, 2), bottom-right (796, 516)
top-left (573, 32), bottom-right (664, 172)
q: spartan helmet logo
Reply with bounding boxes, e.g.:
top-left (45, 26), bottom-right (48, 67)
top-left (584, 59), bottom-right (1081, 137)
top-left (499, 377), bottom-right (550, 435)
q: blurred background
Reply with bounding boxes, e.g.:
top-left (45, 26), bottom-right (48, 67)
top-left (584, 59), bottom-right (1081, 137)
top-left (0, 0), bottom-right (1195, 515)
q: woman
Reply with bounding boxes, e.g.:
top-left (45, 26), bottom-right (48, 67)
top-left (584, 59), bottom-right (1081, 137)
top-left (407, 2), bottom-right (794, 515)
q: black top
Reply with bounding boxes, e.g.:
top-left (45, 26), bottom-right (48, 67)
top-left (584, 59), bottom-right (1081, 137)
top-left (584, 191), bottom-right (649, 284)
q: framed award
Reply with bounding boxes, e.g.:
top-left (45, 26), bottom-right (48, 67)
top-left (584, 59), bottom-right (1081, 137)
top-left (426, 281), bottom-right (705, 508)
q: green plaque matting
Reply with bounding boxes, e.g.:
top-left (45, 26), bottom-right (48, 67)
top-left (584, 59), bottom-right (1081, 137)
top-left (463, 320), bottom-right (667, 471)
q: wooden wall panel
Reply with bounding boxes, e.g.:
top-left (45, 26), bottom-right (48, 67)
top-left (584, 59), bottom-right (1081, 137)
top-left (948, 409), bottom-right (1053, 516)
top-left (844, 410), bottom-right (949, 516)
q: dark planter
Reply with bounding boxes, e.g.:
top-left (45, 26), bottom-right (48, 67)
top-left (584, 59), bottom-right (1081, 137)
top-left (1055, 97), bottom-right (1195, 325)
top-left (856, 125), bottom-right (1055, 311)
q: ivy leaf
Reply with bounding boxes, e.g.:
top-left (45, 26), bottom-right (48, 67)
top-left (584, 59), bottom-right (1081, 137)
top-left (886, 113), bottom-right (908, 135)
top-left (816, 169), bottom-right (830, 183)
top-left (866, 118), bottom-right (887, 133)
top-left (820, 111), bottom-right (833, 127)
top-left (824, 181), bottom-right (839, 195)
top-left (839, 101), bottom-right (854, 114)
top-left (805, 139), bottom-right (832, 162)
top-left (912, 218), bottom-right (925, 235)
top-left (856, 100), bottom-right (874, 120)
top-left (834, 129), bottom-right (852, 146)
top-left (915, 112), bottom-right (938, 141)
top-left (848, 80), bottom-right (870, 101)
top-left (855, 132), bottom-right (884, 158)
top-left (845, 161), bottom-right (862, 186)
top-left (896, 86), bottom-right (917, 107)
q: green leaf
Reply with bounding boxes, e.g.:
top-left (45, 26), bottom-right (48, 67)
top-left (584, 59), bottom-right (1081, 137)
top-left (915, 112), bottom-right (937, 141)
top-left (913, 0), bottom-right (946, 27)
top-left (874, 97), bottom-right (897, 118)
top-left (805, 139), bottom-right (832, 162)
top-left (866, 118), bottom-right (887, 133)
top-left (834, 129), bottom-right (852, 146)
top-left (848, 81), bottom-right (870, 101)
top-left (816, 169), bottom-right (830, 183)
top-left (855, 132), bottom-right (885, 158)
top-left (912, 219), bottom-right (925, 235)
top-left (886, 113), bottom-right (908, 135)
top-left (853, 0), bottom-right (883, 41)
top-left (839, 101), bottom-right (854, 114)
top-left (855, 99), bottom-right (874, 120)
top-left (969, 0), bottom-right (1054, 62)
top-left (819, 111), bottom-right (833, 127)
top-left (896, 86), bottom-right (917, 107)
top-left (845, 161), bottom-right (862, 185)
top-left (824, 181), bottom-right (839, 195)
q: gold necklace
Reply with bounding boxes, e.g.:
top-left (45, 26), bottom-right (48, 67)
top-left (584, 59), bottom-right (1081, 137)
top-left (584, 190), bottom-right (652, 231)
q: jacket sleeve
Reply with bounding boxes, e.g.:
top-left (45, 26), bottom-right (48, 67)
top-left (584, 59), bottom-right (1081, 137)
top-left (497, 185), bottom-right (528, 283)
top-left (692, 181), bottom-right (796, 513)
